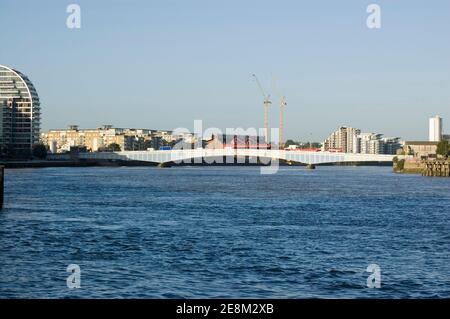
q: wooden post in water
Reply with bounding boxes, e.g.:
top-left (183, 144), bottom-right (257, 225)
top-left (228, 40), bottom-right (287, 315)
top-left (0, 165), bottom-right (4, 210)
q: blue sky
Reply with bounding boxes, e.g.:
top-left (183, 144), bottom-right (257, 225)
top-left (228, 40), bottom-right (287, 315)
top-left (1, 0), bottom-right (449, 141)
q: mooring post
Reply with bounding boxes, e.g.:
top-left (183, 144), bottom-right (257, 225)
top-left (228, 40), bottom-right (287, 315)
top-left (0, 165), bottom-right (4, 210)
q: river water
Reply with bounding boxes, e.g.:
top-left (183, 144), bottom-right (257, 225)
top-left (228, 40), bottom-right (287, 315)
top-left (1, 166), bottom-right (449, 298)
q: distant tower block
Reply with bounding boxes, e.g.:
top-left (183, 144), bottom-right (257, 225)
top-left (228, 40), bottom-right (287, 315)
top-left (429, 116), bottom-right (443, 142)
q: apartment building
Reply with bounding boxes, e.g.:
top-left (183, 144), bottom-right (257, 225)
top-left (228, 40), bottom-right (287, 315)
top-left (0, 65), bottom-right (41, 157)
top-left (41, 125), bottom-right (176, 153)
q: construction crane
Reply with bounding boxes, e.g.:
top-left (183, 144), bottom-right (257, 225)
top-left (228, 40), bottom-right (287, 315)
top-left (279, 96), bottom-right (287, 150)
top-left (252, 74), bottom-right (271, 144)
top-left (272, 75), bottom-right (287, 150)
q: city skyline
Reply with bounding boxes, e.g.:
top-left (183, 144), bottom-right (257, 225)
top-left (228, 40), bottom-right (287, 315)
top-left (2, 1), bottom-right (450, 304)
top-left (1, 0), bottom-right (449, 141)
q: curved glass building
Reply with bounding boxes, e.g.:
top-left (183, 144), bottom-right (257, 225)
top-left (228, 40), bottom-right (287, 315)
top-left (0, 65), bottom-right (41, 157)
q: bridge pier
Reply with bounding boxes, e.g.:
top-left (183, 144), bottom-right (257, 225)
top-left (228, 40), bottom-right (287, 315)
top-left (157, 162), bottom-right (173, 168)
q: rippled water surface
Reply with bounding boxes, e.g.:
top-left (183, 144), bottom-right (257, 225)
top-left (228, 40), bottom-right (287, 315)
top-left (1, 166), bottom-right (450, 298)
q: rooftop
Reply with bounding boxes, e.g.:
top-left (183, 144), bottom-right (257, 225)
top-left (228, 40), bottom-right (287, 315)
top-left (405, 141), bottom-right (439, 145)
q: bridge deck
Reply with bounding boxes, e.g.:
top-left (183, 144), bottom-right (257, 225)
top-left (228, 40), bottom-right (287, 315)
top-left (79, 149), bottom-right (397, 165)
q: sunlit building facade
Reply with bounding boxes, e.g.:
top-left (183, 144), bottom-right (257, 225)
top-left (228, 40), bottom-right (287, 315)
top-left (429, 116), bottom-right (442, 142)
top-left (40, 125), bottom-right (176, 153)
top-left (323, 126), bottom-right (401, 155)
top-left (0, 65), bottom-right (41, 157)
top-left (322, 126), bottom-right (361, 153)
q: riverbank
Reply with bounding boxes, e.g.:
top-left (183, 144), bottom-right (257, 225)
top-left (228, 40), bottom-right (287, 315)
top-left (393, 158), bottom-right (450, 177)
top-left (1, 159), bottom-right (394, 169)
top-left (393, 158), bottom-right (423, 174)
top-left (0, 159), bottom-right (158, 169)
top-left (423, 159), bottom-right (450, 177)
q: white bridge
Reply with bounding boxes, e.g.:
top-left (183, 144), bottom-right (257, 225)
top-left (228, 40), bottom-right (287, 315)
top-left (79, 149), bottom-right (397, 165)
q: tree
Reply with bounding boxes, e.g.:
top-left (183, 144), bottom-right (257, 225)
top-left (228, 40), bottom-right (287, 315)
top-left (32, 143), bottom-right (48, 159)
top-left (284, 139), bottom-right (297, 147)
top-left (108, 143), bottom-right (121, 152)
top-left (396, 159), bottom-right (405, 171)
top-left (436, 140), bottom-right (449, 157)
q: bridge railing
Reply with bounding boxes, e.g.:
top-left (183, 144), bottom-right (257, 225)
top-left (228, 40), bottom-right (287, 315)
top-left (79, 149), bottom-right (396, 165)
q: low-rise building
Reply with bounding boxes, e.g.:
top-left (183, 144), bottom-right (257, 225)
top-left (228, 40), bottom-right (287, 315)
top-left (41, 125), bottom-right (179, 153)
top-left (403, 141), bottom-right (438, 159)
top-left (205, 134), bottom-right (268, 149)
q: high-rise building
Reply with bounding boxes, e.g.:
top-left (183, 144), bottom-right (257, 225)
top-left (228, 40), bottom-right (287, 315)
top-left (381, 137), bottom-right (402, 155)
top-left (322, 126), bottom-right (360, 153)
top-left (429, 116), bottom-right (442, 142)
top-left (357, 133), bottom-right (383, 154)
top-left (354, 133), bottom-right (400, 155)
top-left (0, 65), bottom-right (41, 157)
top-left (324, 126), bottom-right (401, 155)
